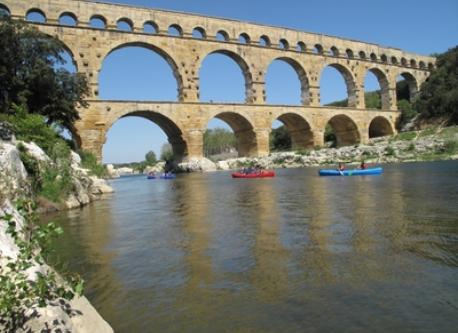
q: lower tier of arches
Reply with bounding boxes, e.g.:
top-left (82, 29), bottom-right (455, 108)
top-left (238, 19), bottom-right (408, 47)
top-left (74, 101), bottom-right (398, 162)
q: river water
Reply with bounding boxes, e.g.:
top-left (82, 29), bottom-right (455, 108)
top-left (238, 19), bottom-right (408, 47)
top-left (44, 161), bottom-right (458, 332)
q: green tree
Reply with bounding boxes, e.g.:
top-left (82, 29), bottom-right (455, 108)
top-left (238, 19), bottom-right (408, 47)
top-left (414, 45), bottom-right (458, 124)
top-left (0, 18), bottom-right (89, 129)
top-left (269, 126), bottom-right (291, 151)
top-left (145, 150), bottom-right (157, 165)
top-left (160, 143), bottom-right (173, 162)
top-left (203, 128), bottom-right (236, 156)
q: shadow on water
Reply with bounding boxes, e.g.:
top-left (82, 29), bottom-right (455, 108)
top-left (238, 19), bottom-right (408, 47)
top-left (44, 162), bottom-right (458, 333)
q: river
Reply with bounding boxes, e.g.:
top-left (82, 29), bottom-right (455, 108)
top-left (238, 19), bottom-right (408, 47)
top-left (44, 161), bottom-right (458, 332)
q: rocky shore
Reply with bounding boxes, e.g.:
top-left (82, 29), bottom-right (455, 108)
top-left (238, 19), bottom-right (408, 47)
top-left (0, 137), bottom-right (114, 332)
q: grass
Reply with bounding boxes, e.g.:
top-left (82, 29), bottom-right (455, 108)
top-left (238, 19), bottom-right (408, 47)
top-left (394, 131), bottom-right (417, 141)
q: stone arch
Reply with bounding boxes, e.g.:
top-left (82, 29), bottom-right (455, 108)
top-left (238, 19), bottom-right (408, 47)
top-left (366, 68), bottom-right (390, 110)
top-left (58, 12), bottom-right (78, 26)
top-left (359, 51), bottom-right (367, 59)
top-left (381, 54), bottom-right (388, 63)
top-left (279, 39), bottom-right (289, 50)
top-left (326, 114), bottom-right (361, 146)
top-left (89, 14), bottom-right (107, 29)
top-left (259, 35), bottom-right (271, 47)
top-left (428, 62), bottom-right (434, 70)
top-left (275, 113), bottom-right (314, 149)
top-left (117, 17), bottom-right (134, 32)
top-left (102, 42), bottom-right (183, 100)
top-left (401, 57), bottom-right (408, 66)
top-left (199, 49), bottom-right (253, 103)
top-left (208, 112), bottom-right (257, 157)
top-left (192, 26), bottom-right (206, 39)
top-left (0, 3), bottom-right (10, 17)
top-left (105, 110), bottom-right (187, 161)
top-left (410, 59), bottom-right (417, 68)
top-left (239, 33), bottom-right (251, 44)
top-left (168, 24), bottom-right (183, 37)
top-left (391, 56), bottom-right (398, 65)
top-left (320, 63), bottom-right (357, 107)
top-left (368, 116), bottom-right (394, 139)
top-left (370, 53), bottom-right (377, 61)
top-left (314, 44), bottom-right (324, 54)
top-left (267, 57), bottom-right (310, 105)
top-left (216, 30), bottom-right (229, 42)
top-left (397, 72), bottom-right (418, 101)
top-left (419, 61), bottom-right (426, 69)
top-left (330, 46), bottom-right (339, 57)
top-left (26, 8), bottom-right (46, 23)
top-left (296, 42), bottom-right (306, 52)
top-left (346, 49), bottom-right (354, 58)
top-left (143, 21), bottom-right (158, 34)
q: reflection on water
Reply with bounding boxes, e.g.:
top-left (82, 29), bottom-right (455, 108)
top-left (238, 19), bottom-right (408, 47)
top-left (44, 161), bottom-right (458, 332)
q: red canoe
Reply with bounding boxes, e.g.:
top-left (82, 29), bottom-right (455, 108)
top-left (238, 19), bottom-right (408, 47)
top-left (231, 170), bottom-right (275, 178)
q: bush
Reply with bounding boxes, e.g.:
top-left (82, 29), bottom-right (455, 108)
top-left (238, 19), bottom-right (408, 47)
top-left (385, 146), bottom-right (395, 156)
top-left (78, 151), bottom-right (107, 178)
top-left (443, 140), bottom-right (457, 154)
top-left (395, 131), bottom-right (417, 141)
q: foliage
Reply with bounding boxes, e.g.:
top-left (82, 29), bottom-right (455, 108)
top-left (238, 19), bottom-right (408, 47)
top-left (397, 99), bottom-right (417, 129)
top-left (414, 46), bottom-right (458, 125)
top-left (145, 150), bottom-right (157, 165)
top-left (0, 200), bottom-right (84, 331)
top-left (0, 18), bottom-right (89, 129)
top-left (160, 143), bottom-right (174, 162)
top-left (442, 140), bottom-right (457, 154)
top-left (364, 91), bottom-right (381, 109)
top-left (269, 125), bottom-right (291, 151)
top-left (385, 146), bottom-right (395, 156)
top-left (79, 150), bottom-right (107, 178)
top-left (324, 124), bottom-right (336, 147)
top-left (394, 131), bottom-right (417, 141)
top-left (203, 128), bottom-right (236, 157)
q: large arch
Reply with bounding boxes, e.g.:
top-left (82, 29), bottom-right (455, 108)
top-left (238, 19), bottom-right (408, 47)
top-left (199, 49), bottom-right (252, 103)
top-left (325, 114), bottom-right (360, 146)
top-left (0, 4), bottom-right (10, 17)
top-left (266, 57), bottom-right (310, 105)
top-left (365, 68), bottom-right (390, 110)
top-left (208, 112), bottom-right (257, 157)
top-left (368, 116), bottom-right (394, 139)
top-left (104, 111), bottom-right (187, 162)
top-left (100, 43), bottom-right (182, 101)
top-left (320, 63), bottom-right (357, 107)
top-left (397, 72), bottom-right (418, 102)
top-left (275, 113), bottom-right (314, 150)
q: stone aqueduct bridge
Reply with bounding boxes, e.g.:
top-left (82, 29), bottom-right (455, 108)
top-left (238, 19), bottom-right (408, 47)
top-left (2, 0), bottom-right (435, 161)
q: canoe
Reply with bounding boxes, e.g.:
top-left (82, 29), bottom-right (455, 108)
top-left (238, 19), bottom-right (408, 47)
top-left (318, 167), bottom-right (383, 176)
top-left (147, 174), bottom-right (176, 179)
top-left (232, 170), bottom-right (275, 178)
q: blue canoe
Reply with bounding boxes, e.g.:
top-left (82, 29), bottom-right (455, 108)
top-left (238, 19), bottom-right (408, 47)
top-left (319, 167), bottom-right (383, 176)
top-left (147, 173), bottom-right (176, 179)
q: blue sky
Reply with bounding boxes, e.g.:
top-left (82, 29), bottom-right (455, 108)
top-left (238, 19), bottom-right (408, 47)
top-left (68, 0), bottom-right (458, 163)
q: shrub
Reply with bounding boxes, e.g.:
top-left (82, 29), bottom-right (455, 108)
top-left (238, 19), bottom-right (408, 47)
top-left (395, 131), bottom-right (417, 141)
top-left (443, 140), bottom-right (457, 154)
top-left (78, 150), bottom-right (107, 178)
top-left (385, 146), bottom-right (395, 156)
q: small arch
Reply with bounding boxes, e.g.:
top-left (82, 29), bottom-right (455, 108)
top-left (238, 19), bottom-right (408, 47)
top-left (117, 18), bottom-right (133, 32)
top-left (209, 112), bottom-right (257, 157)
top-left (314, 44), bottom-right (324, 54)
top-left (401, 57), bottom-right (408, 66)
top-left (143, 21), bottom-right (158, 34)
top-left (192, 26), bottom-right (206, 39)
top-left (369, 116), bottom-right (394, 139)
top-left (381, 54), bottom-right (388, 63)
top-left (326, 115), bottom-right (361, 147)
top-left (58, 12), bottom-right (78, 26)
top-left (330, 46), bottom-right (339, 57)
top-left (216, 30), bottom-right (229, 42)
top-left (419, 61), bottom-right (426, 69)
top-left (410, 59), bottom-right (417, 68)
top-left (391, 56), bottom-right (398, 65)
top-left (296, 42), bottom-right (306, 52)
top-left (370, 53), bottom-right (377, 61)
top-left (90, 15), bottom-right (107, 29)
top-left (239, 33), bottom-right (251, 44)
top-left (168, 24), bottom-right (183, 37)
top-left (275, 113), bottom-right (314, 150)
top-left (428, 62), bottom-right (434, 70)
top-left (346, 49), bottom-right (354, 58)
top-left (26, 8), bottom-right (46, 23)
top-left (279, 39), bottom-right (289, 50)
top-left (259, 35), bottom-right (271, 47)
top-left (359, 51), bottom-right (367, 59)
top-left (0, 4), bottom-right (10, 17)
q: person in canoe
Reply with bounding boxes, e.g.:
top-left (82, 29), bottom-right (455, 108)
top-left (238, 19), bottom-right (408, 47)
top-left (359, 161), bottom-right (367, 169)
top-left (338, 162), bottom-right (345, 171)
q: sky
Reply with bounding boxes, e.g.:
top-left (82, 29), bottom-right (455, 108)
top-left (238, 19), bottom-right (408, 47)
top-left (36, 0), bottom-right (458, 163)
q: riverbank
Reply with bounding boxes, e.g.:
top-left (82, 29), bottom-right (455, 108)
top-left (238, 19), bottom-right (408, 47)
top-left (178, 126), bottom-right (458, 172)
top-left (0, 136), bottom-right (114, 332)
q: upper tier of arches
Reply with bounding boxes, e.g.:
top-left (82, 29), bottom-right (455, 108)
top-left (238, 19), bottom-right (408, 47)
top-left (0, 0), bottom-right (435, 71)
